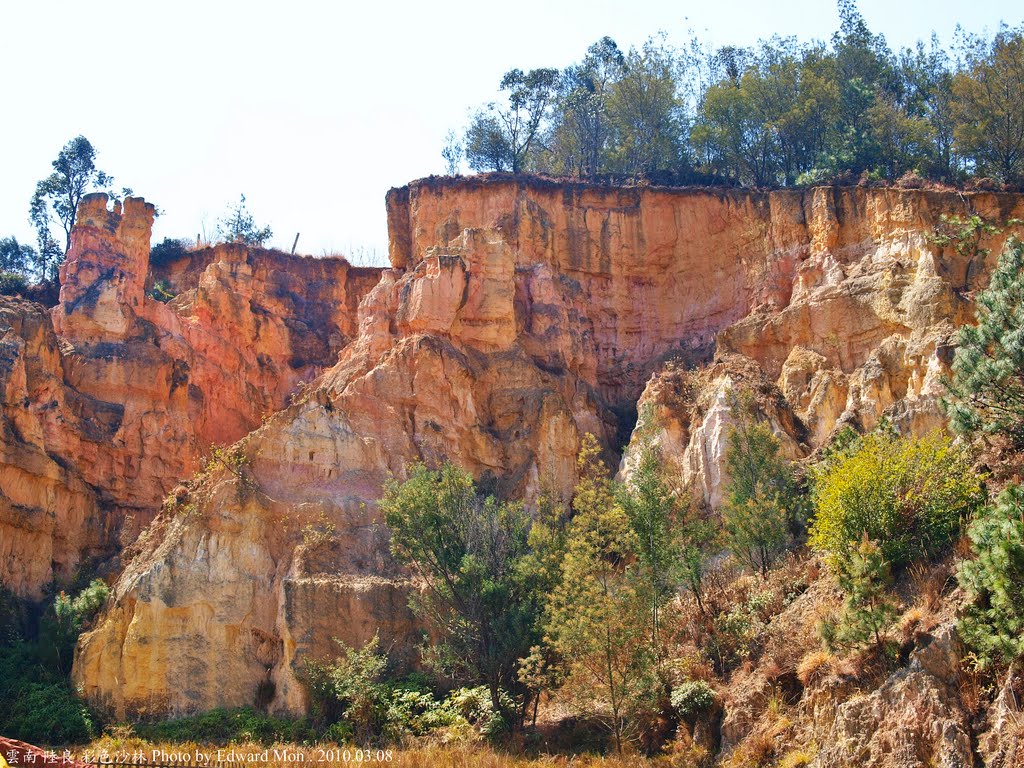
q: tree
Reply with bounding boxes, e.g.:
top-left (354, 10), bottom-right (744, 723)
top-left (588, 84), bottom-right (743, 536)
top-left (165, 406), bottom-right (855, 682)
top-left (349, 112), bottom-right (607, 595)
top-left (951, 26), bottom-right (1024, 183)
top-left (823, 534), bottom-right (899, 650)
top-left (810, 427), bottom-right (982, 567)
top-left (721, 392), bottom-right (802, 577)
top-left (0, 236), bottom-right (35, 275)
top-left (945, 237), bottom-right (1024, 453)
top-left (545, 37), bottom-right (625, 177)
top-left (466, 68), bottom-right (559, 174)
top-left (606, 37), bottom-right (685, 176)
top-left (619, 445), bottom-right (679, 649)
top-left (381, 462), bottom-right (542, 723)
top-left (29, 136), bottom-right (114, 281)
top-left (957, 484), bottom-right (1024, 670)
top-left (216, 194), bottom-right (273, 247)
top-left (441, 130), bottom-right (463, 175)
top-left (465, 111), bottom-right (513, 172)
top-left (544, 434), bottom-right (651, 754)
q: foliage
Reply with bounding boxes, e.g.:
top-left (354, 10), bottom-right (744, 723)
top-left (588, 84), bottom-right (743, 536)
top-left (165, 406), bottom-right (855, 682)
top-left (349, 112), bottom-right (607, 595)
top-left (618, 444), bottom-right (681, 647)
top-left (30, 135), bottom-right (116, 281)
top-left (670, 680), bottom-right (716, 718)
top-left (821, 535), bottom-right (899, 650)
top-left (809, 428), bottom-right (982, 567)
top-left (149, 237), bottom-right (190, 266)
top-left (929, 213), bottom-right (1002, 258)
top-left (135, 707), bottom-right (313, 745)
top-left (216, 194), bottom-right (273, 247)
top-left (1, 680), bottom-right (96, 744)
top-left (0, 271), bottom-right (28, 296)
top-left (302, 634), bottom-right (391, 741)
top-left (0, 235), bottom-right (35, 275)
top-left (543, 37), bottom-right (624, 177)
top-left (452, 11), bottom-right (1024, 186)
top-left (465, 112), bottom-right (513, 172)
top-left (709, 589), bottom-right (775, 668)
top-left (951, 25), bottom-right (1024, 183)
top-left (722, 392), bottom-right (803, 577)
top-left (543, 434), bottom-right (653, 754)
top-left (441, 130), bottom-right (463, 175)
top-left (945, 237), bottom-right (1024, 453)
top-left (0, 585), bottom-right (105, 744)
top-left (44, 578), bottom-right (110, 676)
top-left (381, 462), bottom-right (543, 721)
top-left (149, 279), bottom-right (176, 303)
top-left (957, 484), bottom-right (1024, 669)
top-left (465, 68), bottom-right (559, 173)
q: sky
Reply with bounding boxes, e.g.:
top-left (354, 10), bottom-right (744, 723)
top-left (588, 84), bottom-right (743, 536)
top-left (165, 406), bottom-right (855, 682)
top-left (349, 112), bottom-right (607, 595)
top-left (1, 0), bottom-right (1021, 266)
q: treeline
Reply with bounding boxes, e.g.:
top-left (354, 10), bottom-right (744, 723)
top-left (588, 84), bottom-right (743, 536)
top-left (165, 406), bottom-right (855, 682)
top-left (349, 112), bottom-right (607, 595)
top-left (445, 1), bottom-right (1024, 187)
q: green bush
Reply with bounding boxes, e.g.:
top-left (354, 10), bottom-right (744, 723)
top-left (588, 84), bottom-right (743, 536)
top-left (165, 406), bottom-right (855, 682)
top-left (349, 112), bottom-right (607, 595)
top-left (957, 484), bottom-right (1024, 670)
top-left (670, 680), bottom-right (716, 718)
top-left (0, 271), bottom-right (27, 296)
top-left (3, 682), bottom-right (96, 744)
top-left (0, 583), bottom-right (107, 744)
top-left (810, 429), bottom-right (983, 567)
top-left (136, 707), bottom-right (313, 744)
top-left (149, 238), bottom-right (190, 266)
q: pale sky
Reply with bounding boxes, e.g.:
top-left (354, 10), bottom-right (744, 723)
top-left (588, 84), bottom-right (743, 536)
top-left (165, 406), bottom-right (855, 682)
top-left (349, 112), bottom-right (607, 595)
top-left (1, 0), bottom-right (1020, 266)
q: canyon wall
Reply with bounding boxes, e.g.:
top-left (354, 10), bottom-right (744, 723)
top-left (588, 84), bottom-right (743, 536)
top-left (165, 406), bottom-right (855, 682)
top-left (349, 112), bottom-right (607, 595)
top-left (0, 194), bottom-right (381, 598)
top-left (68, 177), bottom-right (1024, 721)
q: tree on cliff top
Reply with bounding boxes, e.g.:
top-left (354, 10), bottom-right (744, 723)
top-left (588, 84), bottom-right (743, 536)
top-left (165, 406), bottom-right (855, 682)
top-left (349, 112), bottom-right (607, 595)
top-left (216, 194), bottom-right (273, 247)
top-left (29, 135), bottom-right (115, 281)
top-left (466, 67), bottom-right (559, 173)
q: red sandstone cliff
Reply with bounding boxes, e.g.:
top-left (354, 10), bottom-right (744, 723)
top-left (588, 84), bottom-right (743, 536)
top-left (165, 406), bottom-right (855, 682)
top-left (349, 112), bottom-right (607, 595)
top-left (64, 178), bottom-right (1024, 730)
top-left (0, 194), bottom-right (381, 598)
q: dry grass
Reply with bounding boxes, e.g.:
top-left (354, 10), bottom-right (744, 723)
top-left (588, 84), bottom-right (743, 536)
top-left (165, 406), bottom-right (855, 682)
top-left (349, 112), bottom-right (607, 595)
top-left (796, 650), bottom-right (834, 688)
top-left (84, 738), bottom-right (695, 768)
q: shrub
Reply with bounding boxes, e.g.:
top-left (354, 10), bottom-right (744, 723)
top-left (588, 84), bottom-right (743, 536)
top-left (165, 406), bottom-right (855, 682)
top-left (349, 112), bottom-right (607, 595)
top-left (302, 634), bottom-right (390, 741)
top-left (136, 707), bottom-right (312, 744)
top-left (149, 279), bottom-right (176, 303)
top-left (670, 680), bottom-right (716, 718)
top-left (810, 429), bottom-right (983, 567)
top-left (957, 484), bottom-right (1024, 670)
top-left (3, 682), bottom-right (96, 744)
top-left (0, 271), bottom-right (28, 296)
top-left (149, 237), bottom-right (190, 266)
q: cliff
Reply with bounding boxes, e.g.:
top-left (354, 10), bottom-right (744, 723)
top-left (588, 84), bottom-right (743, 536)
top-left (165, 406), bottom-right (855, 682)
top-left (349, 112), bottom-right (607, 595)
top-left (0, 194), bottom-right (381, 598)
top-left (2, 176), bottom-right (1021, 762)
top-left (65, 177), bottom-right (1024, 731)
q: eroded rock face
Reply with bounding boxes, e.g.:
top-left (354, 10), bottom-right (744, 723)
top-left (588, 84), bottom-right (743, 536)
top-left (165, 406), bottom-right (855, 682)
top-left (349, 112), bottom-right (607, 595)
top-left (815, 625), bottom-right (975, 768)
top-left (0, 194), bottom-right (381, 598)
top-left (63, 177), bottom-right (1024, 725)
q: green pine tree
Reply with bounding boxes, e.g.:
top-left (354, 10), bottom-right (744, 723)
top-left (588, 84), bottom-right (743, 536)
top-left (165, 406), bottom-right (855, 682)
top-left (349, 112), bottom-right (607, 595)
top-left (945, 236), bottom-right (1024, 453)
top-left (722, 391), bottom-right (802, 578)
top-left (830, 535), bottom-right (899, 650)
top-left (957, 484), bottom-right (1024, 669)
top-left (544, 434), bottom-right (651, 754)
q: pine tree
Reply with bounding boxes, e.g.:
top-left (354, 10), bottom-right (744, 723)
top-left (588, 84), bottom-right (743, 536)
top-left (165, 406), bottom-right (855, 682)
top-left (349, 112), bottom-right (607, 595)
top-left (722, 391), bottom-right (802, 578)
top-left (945, 236), bottom-right (1024, 453)
top-left (619, 445), bottom-right (678, 649)
top-left (831, 535), bottom-right (899, 650)
top-left (544, 434), bottom-right (650, 754)
top-left (957, 484), bottom-right (1024, 669)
